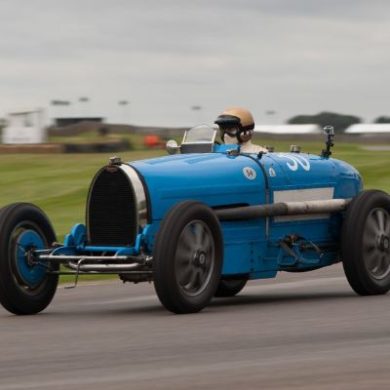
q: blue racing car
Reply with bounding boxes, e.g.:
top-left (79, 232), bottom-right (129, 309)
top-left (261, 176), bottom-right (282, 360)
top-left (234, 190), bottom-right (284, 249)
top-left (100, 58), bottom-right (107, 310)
top-left (0, 125), bottom-right (389, 315)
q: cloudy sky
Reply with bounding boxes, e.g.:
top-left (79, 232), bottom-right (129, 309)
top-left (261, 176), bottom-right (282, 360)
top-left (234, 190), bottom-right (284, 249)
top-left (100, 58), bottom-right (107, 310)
top-left (1, 0), bottom-right (389, 126)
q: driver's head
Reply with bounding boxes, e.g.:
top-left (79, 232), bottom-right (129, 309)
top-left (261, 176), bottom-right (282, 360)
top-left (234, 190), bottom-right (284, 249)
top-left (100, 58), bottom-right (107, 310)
top-left (214, 107), bottom-right (255, 144)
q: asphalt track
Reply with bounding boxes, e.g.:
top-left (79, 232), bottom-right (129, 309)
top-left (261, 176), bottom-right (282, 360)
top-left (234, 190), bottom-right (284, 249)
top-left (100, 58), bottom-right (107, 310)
top-left (1, 264), bottom-right (390, 389)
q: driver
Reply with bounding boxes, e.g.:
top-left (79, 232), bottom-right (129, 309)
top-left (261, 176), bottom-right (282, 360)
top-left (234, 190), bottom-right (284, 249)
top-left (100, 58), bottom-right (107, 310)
top-left (214, 107), bottom-right (268, 153)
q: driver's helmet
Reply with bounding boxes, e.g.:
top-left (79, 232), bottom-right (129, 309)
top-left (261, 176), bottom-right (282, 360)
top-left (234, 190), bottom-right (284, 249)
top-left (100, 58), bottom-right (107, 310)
top-left (214, 107), bottom-right (255, 144)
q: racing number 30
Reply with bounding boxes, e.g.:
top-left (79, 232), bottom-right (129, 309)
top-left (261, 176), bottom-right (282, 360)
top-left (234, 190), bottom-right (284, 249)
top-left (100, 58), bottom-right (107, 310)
top-left (277, 154), bottom-right (311, 172)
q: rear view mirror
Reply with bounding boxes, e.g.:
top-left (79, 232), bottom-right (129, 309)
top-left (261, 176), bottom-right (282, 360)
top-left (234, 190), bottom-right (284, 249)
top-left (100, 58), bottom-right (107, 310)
top-left (166, 140), bottom-right (180, 155)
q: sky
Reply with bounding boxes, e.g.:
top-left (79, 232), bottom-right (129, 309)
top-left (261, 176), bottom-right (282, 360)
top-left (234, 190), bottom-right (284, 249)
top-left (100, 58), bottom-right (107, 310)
top-left (1, 0), bottom-right (390, 127)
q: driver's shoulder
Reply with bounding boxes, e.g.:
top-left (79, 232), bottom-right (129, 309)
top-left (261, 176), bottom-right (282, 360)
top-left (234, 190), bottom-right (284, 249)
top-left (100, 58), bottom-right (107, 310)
top-left (241, 142), bottom-right (268, 153)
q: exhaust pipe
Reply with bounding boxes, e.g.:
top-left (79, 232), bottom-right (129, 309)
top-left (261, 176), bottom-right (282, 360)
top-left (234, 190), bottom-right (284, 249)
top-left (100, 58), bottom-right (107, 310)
top-left (215, 199), bottom-right (350, 221)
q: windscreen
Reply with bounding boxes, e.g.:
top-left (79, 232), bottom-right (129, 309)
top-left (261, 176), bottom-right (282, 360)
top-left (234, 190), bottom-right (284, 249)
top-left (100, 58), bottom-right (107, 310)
top-left (183, 125), bottom-right (217, 144)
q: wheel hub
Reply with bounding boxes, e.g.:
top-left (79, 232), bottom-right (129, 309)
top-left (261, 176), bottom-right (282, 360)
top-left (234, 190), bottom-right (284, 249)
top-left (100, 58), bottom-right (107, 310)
top-left (15, 229), bottom-right (46, 287)
top-left (379, 235), bottom-right (390, 252)
top-left (193, 250), bottom-right (207, 268)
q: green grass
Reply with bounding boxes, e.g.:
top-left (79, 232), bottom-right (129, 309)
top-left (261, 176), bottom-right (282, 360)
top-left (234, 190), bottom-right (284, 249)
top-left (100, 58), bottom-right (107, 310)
top-left (0, 140), bottom-right (389, 283)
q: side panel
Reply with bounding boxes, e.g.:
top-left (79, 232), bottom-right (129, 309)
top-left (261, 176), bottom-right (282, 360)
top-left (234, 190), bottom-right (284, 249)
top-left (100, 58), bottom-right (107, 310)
top-left (131, 153), bottom-right (271, 277)
top-left (219, 220), bottom-right (275, 278)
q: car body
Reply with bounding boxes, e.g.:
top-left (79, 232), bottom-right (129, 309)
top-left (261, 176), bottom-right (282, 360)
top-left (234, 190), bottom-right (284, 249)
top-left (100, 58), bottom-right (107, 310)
top-left (0, 125), bottom-right (389, 315)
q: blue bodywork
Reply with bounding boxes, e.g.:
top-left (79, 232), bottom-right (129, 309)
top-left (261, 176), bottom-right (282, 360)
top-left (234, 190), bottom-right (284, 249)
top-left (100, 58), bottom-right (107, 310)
top-left (60, 146), bottom-right (362, 281)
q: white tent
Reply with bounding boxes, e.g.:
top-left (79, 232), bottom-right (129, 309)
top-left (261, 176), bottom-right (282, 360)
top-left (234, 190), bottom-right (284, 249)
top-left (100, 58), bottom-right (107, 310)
top-left (254, 124), bottom-right (321, 134)
top-left (345, 124), bottom-right (390, 134)
top-left (2, 108), bottom-right (46, 144)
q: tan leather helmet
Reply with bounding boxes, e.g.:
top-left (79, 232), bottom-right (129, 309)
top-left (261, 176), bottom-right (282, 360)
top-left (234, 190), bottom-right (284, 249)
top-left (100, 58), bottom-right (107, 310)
top-left (214, 107), bottom-right (255, 143)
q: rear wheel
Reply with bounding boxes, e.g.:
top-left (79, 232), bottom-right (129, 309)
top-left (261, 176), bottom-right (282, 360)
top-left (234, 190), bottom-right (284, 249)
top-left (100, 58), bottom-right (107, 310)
top-left (342, 190), bottom-right (390, 295)
top-left (153, 201), bottom-right (223, 314)
top-left (215, 278), bottom-right (247, 297)
top-left (0, 203), bottom-right (59, 315)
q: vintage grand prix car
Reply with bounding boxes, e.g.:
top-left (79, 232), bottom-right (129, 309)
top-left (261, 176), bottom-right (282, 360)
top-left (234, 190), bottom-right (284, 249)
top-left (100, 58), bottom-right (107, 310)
top-left (0, 125), bottom-right (389, 315)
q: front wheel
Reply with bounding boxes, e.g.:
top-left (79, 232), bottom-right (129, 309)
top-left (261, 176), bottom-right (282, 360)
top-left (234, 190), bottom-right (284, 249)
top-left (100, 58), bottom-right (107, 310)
top-left (0, 203), bottom-right (59, 315)
top-left (342, 190), bottom-right (390, 295)
top-left (153, 201), bottom-right (223, 314)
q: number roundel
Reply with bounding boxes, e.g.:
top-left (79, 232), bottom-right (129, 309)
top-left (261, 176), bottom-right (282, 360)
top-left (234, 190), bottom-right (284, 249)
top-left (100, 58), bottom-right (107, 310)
top-left (242, 167), bottom-right (257, 180)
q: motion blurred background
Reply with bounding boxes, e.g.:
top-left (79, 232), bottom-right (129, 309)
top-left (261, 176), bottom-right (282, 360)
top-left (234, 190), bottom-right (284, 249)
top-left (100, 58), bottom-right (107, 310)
top-left (1, 0), bottom-right (390, 126)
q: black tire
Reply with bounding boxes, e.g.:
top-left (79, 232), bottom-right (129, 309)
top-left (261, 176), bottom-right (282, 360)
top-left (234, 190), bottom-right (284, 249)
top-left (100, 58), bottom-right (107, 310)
top-left (215, 278), bottom-right (247, 297)
top-left (153, 201), bottom-right (223, 314)
top-left (0, 203), bottom-right (59, 315)
top-left (342, 190), bottom-right (390, 295)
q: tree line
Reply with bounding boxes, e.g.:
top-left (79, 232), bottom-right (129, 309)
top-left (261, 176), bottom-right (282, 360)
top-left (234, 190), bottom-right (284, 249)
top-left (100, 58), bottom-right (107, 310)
top-left (288, 112), bottom-right (390, 133)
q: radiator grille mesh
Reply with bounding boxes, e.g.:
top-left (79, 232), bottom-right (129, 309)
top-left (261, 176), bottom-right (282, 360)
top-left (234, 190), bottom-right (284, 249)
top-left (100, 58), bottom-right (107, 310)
top-left (87, 168), bottom-right (137, 246)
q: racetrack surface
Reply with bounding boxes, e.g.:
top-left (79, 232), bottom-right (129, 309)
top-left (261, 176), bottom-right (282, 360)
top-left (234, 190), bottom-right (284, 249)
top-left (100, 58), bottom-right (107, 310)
top-left (1, 264), bottom-right (390, 389)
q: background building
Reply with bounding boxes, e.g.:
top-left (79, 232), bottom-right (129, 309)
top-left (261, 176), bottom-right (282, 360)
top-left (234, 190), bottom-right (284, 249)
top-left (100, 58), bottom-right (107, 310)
top-left (2, 108), bottom-right (46, 144)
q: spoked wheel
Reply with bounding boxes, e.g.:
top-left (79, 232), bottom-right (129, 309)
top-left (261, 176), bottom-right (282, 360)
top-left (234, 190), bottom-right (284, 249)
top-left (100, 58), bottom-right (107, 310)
top-left (363, 208), bottom-right (390, 280)
top-left (0, 203), bottom-right (59, 315)
top-left (215, 278), bottom-right (248, 297)
top-left (153, 201), bottom-right (223, 314)
top-left (175, 220), bottom-right (216, 296)
top-left (342, 190), bottom-right (390, 295)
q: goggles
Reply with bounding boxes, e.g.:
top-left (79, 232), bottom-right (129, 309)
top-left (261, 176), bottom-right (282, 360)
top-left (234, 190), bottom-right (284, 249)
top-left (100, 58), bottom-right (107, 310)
top-left (221, 126), bottom-right (240, 137)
